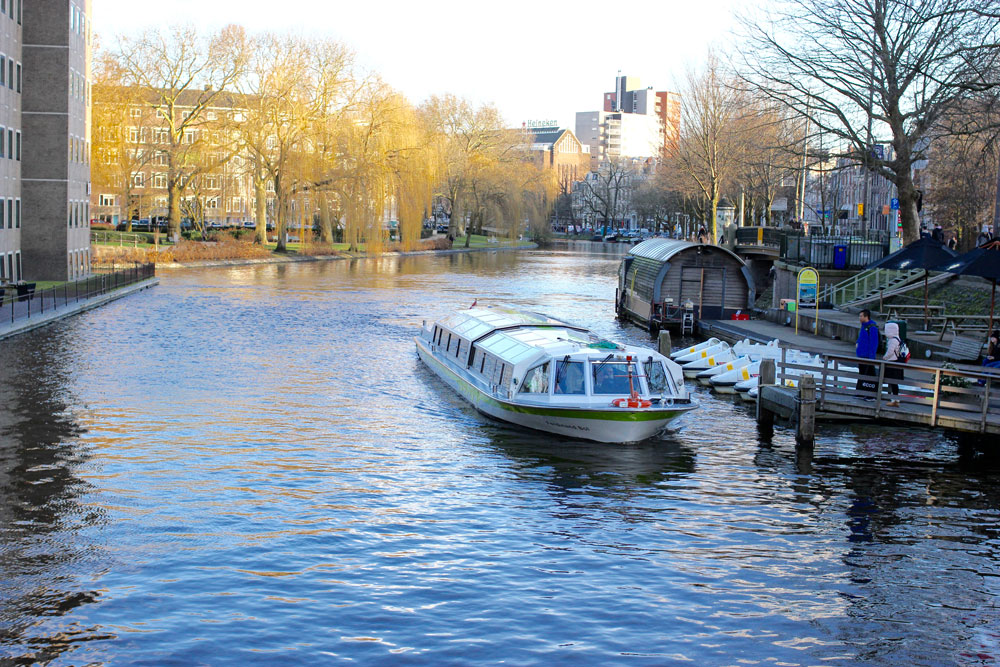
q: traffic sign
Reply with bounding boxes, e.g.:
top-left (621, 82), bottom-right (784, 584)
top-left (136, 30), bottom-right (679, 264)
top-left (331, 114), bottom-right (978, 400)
top-left (890, 198), bottom-right (899, 210)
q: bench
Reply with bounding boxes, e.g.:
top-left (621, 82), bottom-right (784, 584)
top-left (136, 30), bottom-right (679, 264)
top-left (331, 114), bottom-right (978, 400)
top-left (941, 335), bottom-right (984, 362)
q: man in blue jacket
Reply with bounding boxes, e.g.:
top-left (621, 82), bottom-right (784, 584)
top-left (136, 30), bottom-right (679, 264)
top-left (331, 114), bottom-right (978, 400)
top-left (856, 309), bottom-right (880, 395)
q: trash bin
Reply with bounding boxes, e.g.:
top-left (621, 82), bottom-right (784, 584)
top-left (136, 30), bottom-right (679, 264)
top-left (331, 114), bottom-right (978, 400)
top-left (833, 245), bottom-right (848, 270)
top-left (16, 282), bottom-right (35, 302)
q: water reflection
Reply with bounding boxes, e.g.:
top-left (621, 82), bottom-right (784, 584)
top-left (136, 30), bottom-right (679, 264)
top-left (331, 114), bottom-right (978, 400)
top-left (0, 331), bottom-right (109, 662)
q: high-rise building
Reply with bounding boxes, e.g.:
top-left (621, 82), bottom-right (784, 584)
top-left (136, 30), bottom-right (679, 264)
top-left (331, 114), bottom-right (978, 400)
top-left (0, 0), bottom-right (92, 284)
top-left (579, 75), bottom-right (682, 165)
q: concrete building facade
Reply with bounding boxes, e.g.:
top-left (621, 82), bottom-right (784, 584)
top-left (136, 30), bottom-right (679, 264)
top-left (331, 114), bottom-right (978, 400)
top-left (20, 0), bottom-right (91, 282)
top-left (0, 0), bottom-right (22, 282)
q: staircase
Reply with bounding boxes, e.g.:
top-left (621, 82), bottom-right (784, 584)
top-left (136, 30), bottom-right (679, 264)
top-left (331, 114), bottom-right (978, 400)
top-left (819, 268), bottom-right (926, 308)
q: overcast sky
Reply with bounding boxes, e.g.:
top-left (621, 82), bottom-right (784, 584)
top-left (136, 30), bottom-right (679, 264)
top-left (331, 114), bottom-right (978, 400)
top-left (93, 0), bottom-right (747, 129)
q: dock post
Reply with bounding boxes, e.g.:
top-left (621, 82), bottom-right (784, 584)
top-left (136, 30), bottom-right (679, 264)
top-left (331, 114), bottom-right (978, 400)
top-left (796, 374), bottom-right (816, 448)
top-left (658, 330), bottom-right (672, 357)
top-left (757, 359), bottom-right (777, 432)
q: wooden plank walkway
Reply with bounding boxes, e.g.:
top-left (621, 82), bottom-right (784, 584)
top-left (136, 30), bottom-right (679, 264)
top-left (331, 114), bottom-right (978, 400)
top-left (760, 352), bottom-right (1000, 437)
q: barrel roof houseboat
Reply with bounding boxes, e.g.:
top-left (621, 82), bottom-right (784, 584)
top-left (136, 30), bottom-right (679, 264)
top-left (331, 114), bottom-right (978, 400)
top-left (415, 306), bottom-right (696, 443)
top-left (616, 239), bottom-right (756, 333)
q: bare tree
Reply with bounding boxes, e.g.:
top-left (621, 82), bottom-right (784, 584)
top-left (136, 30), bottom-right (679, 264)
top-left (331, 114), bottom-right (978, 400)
top-left (117, 24), bottom-right (249, 240)
top-left (578, 158), bottom-right (635, 232)
top-left (667, 54), bottom-right (745, 243)
top-left (740, 0), bottom-right (1000, 243)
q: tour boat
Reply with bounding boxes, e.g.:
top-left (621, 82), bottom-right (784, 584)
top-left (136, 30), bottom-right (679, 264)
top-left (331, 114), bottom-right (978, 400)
top-left (415, 306), bottom-right (697, 443)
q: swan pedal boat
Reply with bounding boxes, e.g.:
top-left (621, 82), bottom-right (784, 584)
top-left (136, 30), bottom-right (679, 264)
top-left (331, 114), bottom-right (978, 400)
top-left (415, 306), bottom-right (697, 443)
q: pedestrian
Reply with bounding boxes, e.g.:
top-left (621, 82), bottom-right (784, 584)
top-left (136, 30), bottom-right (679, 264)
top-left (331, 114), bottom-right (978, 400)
top-left (856, 309), bottom-right (880, 397)
top-left (932, 224), bottom-right (944, 243)
top-left (882, 322), bottom-right (904, 407)
top-left (947, 235), bottom-right (957, 250)
top-left (697, 226), bottom-right (707, 244)
top-left (984, 330), bottom-right (1000, 370)
top-left (920, 225), bottom-right (931, 239)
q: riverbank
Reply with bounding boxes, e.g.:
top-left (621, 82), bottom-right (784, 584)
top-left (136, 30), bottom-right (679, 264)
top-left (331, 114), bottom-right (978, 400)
top-left (153, 240), bottom-right (539, 270)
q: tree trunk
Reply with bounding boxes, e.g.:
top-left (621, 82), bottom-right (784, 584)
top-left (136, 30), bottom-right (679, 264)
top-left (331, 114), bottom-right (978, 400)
top-left (275, 177), bottom-right (287, 253)
top-left (895, 172), bottom-right (920, 244)
top-left (167, 178), bottom-right (182, 241)
top-left (254, 179), bottom-right (268, 245)
top-left (319, 194), bottom-right (333, 244)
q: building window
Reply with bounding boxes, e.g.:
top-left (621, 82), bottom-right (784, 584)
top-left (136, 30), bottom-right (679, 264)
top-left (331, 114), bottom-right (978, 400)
top-left (5, 199), bottom-right (10, 229)
top-left (130, 107), bottom-right (141, 118)
top-left (131, 172), bottom-right (144, 188)
top-left (0, 126), bottom-right (4, 158)
top-left (15, 251), bottom-right (20, 280)
top-left (16, 198), bottom-right (20, 228)
top-left (0, 55), bottom-right (5, 87)
top-left (99, 194), bottom-right (114, 207)
top-left (153, 172), bottom-right (166, 189)
top-left (15, 62), bottom-right (19, 93)
top-left (7, 59), bottom-right (12, 90)
top-left (15, 131), bottom-right (19, 160)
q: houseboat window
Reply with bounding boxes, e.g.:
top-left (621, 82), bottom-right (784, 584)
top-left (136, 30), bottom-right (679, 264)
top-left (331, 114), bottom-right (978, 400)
top-left (479, 352), bottom-right (486, 374)
top-left (446, 333), bottom-right (452, 352)
top-left (643, 359), bottom-right (672, 394)
top-left (591, 361), bottom-right (639, 395)
top-left (519, 362), bottom-right (550, 394)
top-left (554, 361), bottom-right (585, 395)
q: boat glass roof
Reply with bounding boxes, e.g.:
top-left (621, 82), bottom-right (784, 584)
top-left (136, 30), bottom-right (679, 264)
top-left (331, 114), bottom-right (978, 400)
top-left (439, 307), bottom-right (574, 341)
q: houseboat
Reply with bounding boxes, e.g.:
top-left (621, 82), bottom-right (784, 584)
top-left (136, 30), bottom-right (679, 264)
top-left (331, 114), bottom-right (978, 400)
top-left (415, 306), bottom-right (696, 443)
top-left (617, 239), bottom-right (756, 333)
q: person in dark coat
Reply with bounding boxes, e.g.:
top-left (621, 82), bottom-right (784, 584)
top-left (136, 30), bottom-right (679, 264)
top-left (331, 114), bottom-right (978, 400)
top-left (984, 330), bottom-right (1000, 370)
top-left (856, 309), bottom-right (880, 395)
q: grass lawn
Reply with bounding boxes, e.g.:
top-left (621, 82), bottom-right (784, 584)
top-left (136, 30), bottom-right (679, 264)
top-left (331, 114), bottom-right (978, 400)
top-left (452, 234), bottom-right (532, 248)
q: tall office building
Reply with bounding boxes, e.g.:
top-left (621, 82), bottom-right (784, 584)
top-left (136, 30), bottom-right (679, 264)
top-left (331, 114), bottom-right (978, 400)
top-left (578, 75), bottom-right (682, 165)
top-left (16, 0), bottom-right (91, 283)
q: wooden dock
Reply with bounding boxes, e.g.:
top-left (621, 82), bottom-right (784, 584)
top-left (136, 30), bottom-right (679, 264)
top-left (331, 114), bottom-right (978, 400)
top-left (757, 353), bottom-right (1000, 443)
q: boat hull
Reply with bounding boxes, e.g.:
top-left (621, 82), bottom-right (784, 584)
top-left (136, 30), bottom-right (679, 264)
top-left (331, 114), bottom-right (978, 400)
top-left (416, 339), bottom-right (692, 444)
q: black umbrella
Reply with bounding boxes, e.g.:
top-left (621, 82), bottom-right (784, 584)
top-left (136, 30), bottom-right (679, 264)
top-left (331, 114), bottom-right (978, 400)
top-left (865, 237), bottom-right (957, 332)
top-left (930, 239), bottom-right (1000, 335)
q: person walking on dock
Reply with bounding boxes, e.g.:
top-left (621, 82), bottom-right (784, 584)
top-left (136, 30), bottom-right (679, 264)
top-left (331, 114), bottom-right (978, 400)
top-left (882, 322), bottom-right (904, 407)
top-left (856, 309), bottom-right (880, 396)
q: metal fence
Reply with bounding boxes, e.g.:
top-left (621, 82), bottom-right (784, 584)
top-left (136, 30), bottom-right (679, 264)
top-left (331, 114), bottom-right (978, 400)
top-left (780, 232), bottom-right (889, 269)
top-left (0, 263), bottom-right (156, 326)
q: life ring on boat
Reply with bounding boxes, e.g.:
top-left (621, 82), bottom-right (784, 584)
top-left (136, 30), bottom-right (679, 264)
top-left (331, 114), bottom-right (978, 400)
top-left (612, 397), bottom-right (652, 409)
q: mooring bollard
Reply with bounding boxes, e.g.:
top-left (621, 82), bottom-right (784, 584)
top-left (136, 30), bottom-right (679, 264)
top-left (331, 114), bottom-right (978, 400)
top-left (797, 373), bottom-right (816, 448)
top-left (757, 358), bottom-right (777, 430)
top-left (658, 330), bottom-right (672, 357)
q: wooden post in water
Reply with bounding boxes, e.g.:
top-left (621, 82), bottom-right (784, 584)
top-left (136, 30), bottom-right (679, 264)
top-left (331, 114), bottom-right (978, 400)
top-left (797, 373), bottom-right (816, 448)
top-left (658, 330), bottom-right (672, 357)
top-left (757, 358), bottom-right (777, 431)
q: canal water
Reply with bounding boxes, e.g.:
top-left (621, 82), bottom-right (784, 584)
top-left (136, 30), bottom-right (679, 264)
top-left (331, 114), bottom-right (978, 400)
top-left (1, 246), bottom-right (998, 665)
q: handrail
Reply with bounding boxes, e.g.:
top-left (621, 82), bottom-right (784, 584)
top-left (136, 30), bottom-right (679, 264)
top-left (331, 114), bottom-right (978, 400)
top-left (0, 263), bottom-right (156, 326)
top-left (774, 351), bottom-right (1000, 434)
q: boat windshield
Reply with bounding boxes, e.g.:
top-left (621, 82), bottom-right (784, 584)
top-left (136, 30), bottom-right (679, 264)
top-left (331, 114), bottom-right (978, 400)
top-left (553, 360), bottom-right (586, 395)
top-left (643, 360), bottom-right (672, 394)
top-left (591, 361), bottom-right (639, 395)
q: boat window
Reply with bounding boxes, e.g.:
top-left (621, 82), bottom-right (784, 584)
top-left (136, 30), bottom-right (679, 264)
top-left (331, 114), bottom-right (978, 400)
top-left (591, 361), bottom-right (639, 395)
top-left (554, 361), bottom-right (586, 395)
top-left (446, 333), bottom-right (452, 352)
top-left (479, 351), bottom-right (486, 374)
top-left (643, 359), bottom-right (672, 394)
top-left (519, 362), bottom-right (551, 394)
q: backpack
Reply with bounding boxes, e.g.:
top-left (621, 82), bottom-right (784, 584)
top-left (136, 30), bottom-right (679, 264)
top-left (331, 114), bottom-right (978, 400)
top-left (893, 336), bottom-right (911, 363)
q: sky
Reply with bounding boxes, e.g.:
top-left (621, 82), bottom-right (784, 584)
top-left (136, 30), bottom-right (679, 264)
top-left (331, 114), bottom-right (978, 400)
top-left (93, 0), bottom-right (748, 129)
